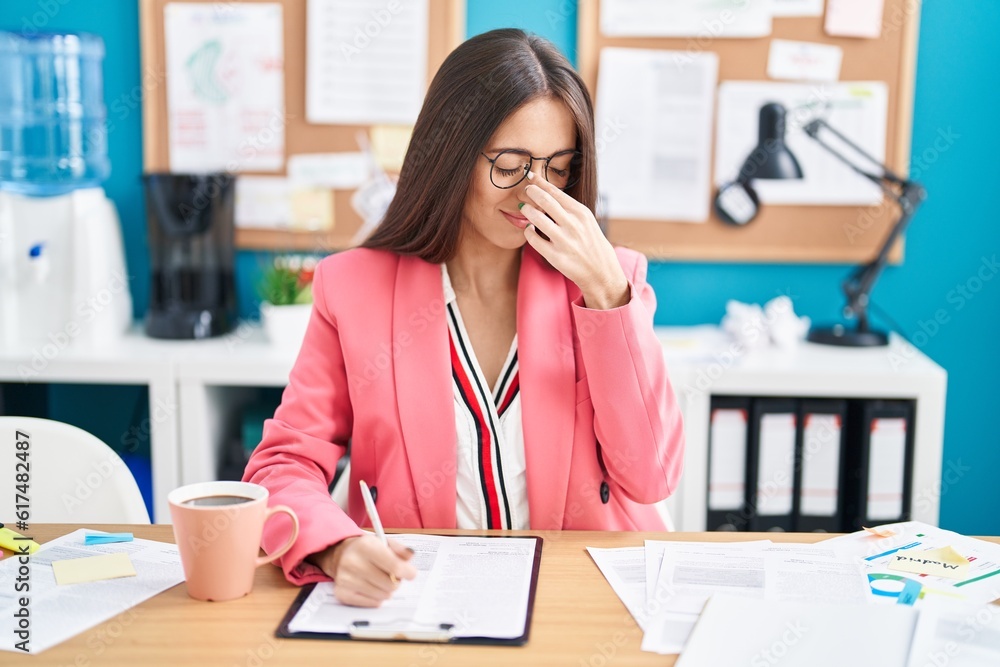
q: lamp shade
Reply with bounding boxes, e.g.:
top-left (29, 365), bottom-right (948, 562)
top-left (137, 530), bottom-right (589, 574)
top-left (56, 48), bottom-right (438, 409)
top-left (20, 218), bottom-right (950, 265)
top-left (737, 103), bottom-right (803, 182)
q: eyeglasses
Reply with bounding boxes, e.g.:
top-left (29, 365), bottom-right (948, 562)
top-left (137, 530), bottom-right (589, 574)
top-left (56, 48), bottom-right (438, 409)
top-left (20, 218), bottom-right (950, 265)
top-left (480, 149), bottom-right (583, 190)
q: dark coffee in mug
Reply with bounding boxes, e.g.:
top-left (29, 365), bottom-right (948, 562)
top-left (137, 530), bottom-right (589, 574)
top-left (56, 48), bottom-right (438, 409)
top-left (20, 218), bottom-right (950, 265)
top-left (183, 495), bottom-right (254, 507)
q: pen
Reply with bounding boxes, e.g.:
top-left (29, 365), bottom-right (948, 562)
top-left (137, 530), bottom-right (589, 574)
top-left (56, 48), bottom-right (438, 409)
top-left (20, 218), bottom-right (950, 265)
top-left (359, 480), bottom-right (397, 584)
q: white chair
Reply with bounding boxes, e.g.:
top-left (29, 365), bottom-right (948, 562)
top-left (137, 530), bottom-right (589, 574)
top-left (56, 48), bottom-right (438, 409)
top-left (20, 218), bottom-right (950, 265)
top-left (0, 417), bottom-right (151, 524)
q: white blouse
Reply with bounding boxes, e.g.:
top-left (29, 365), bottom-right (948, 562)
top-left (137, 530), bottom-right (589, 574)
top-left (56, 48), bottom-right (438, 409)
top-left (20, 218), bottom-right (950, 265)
top-left (442, 264), bottom-right (530, 530)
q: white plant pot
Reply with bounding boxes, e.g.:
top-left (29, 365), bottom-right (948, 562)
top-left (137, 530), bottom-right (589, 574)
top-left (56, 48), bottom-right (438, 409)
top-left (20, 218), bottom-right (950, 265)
top-left (260, 302), bottom-right (312, 350)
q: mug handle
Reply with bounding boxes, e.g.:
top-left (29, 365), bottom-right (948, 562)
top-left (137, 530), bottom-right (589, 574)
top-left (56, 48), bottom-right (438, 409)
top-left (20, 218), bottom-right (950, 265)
top-left (256, 505), bottom-right (300, 567)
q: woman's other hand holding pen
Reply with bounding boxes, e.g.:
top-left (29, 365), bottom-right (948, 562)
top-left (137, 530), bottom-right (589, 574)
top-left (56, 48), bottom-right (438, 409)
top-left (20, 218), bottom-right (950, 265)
top-left (308, 535), bottom-right (418, 607)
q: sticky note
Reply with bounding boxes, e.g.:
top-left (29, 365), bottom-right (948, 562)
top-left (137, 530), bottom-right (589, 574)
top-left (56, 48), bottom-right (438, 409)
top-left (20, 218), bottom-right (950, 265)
top-left (864, 526), bottom-right (897, 538)
top-left (84, 533), bottom-right (134, 545)
top-left (52, 552), bottom-right (137, 585)
top-left (290, 188), bottom-right (335, 231)
top-left (370, 125), bottom-right (412, 172)
top-left (887, 546), bottom-right (970, 580)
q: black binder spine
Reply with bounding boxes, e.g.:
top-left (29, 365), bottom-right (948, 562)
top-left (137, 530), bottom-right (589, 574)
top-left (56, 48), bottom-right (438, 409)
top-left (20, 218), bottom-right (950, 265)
top-left (706, 396), bottom-right (752, 531)
top-left (747, 398), bottom-right (799, 532)
top-left (843, 400), bottom-right (916, 531)
top-left (795, 400), bottom-right (848, 533)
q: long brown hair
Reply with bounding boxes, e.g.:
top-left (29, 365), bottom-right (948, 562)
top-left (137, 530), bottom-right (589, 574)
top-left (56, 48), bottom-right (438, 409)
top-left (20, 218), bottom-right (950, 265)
top-left (361, 29), bottom-right (597, 263)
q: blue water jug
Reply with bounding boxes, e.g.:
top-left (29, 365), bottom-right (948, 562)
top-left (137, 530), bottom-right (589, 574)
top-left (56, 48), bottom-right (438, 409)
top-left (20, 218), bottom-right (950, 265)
top-left (0, 31), bottom-right (110, 196)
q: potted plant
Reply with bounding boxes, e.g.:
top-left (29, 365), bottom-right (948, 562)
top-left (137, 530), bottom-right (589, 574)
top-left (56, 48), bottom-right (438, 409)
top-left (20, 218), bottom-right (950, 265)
top-left (258, 254), bottom-right (318, 349)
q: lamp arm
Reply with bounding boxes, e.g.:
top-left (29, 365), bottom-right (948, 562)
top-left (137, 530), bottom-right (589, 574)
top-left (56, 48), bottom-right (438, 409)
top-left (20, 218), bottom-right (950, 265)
top-left (801, 119), bottom-right (927, 330)
top-left (842, 184), bottom-right (925, 325)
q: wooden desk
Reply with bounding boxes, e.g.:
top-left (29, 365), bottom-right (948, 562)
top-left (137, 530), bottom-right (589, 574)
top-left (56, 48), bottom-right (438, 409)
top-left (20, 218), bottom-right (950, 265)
top-left (6, 526), bottom-right (998, 666)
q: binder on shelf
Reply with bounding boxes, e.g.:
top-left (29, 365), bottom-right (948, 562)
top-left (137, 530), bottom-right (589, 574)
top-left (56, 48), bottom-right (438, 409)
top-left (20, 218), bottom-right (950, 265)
top-left (747, 398), bottom-right (798, 532)
top-left (706, 397), bottom-right (752, 531)
top-left (844, 400), bottom-right (915, 531)
top-left (795, 400), bottom-right (848, 533)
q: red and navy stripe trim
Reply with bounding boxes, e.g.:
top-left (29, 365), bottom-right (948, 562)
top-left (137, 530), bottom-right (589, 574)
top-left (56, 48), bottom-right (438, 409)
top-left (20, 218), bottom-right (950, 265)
top-left (447, 304), bottom-right (517, 530)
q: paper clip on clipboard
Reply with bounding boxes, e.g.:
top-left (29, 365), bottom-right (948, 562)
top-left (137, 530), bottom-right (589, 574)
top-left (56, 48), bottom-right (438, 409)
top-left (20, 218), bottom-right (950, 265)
top-left (349, 620), bottom-right (456, 643)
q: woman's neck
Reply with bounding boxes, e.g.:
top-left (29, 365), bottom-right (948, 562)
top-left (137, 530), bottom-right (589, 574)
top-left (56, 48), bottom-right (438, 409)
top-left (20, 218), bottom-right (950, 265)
top-left (446, 241), bottom-right (521, 299)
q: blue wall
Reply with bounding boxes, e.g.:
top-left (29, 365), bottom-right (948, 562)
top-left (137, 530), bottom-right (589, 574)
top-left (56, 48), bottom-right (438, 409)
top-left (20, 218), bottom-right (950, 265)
top-left (2, 0), bottom-right (997, 533)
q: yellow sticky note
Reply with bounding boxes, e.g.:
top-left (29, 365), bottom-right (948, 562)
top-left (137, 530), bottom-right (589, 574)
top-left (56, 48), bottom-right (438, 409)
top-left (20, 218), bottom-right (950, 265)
top-left (370, 125), bottom-right (412, 172)
top-left (290, 188), bottom-right (334, 231)
top-left (887, 546), bottom-right (970, 580)
top-left (52, 552), bottom-right (137, 585)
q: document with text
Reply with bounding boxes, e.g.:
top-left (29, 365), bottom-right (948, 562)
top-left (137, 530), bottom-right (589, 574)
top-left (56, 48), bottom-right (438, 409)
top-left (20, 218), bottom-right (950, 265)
top-left (0, 529), bottom-right (184, 654)
top-left (280, 534), bottom-right (542, 644)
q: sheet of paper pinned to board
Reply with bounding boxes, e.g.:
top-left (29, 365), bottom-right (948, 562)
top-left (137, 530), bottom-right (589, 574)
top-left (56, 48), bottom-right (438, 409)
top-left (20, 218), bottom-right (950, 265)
top-left (714, 81), bottom-right (888, 206)
top-left (771, 0), bottom-right (825, 17)
top-left (288, 152), bottom-right (370, 190)
top-left (164, 3), bottom-right (285, 173)
top-left (306, 0), bottom-right (429, 125)
top-left (600, 0), bottom-right (772, 38)
top-left (236, 176), bottom-right (292, 229)
top-left (768, 39), bottom-right (843, 82)
top-left (826, 0), bottom-right (886, 38)
top-left (595, 48), bottom-right (718, 223)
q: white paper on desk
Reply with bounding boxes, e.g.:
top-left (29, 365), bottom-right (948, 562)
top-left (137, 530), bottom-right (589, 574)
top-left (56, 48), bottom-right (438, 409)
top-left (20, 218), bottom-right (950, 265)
top-left (601, 0), bottom-right (771, 38)
top-left (675, 595), bottom-right (918, 667)
top-left (768, 40), bottom-right (843, 82)
top-left (715, 81), bottom-right (888, 205)
top-left (0, 529), bottom-right (184, 654)
top-left (288, 152), bottom-right (370, 190)
top-left (641, 540), bottom-right (771, 654)
top-left (236, 176), bottom-right (292, 229)
top-left (642, 542), bottom-right (868, 654)
top-left (772, 0), bottom-right (825, 17)
top-left (165, 3), bottom-right (285, 173)
top-left (306, 0), bottom-right (428, 125)
top-left (820, 522), bottom-right (1000, 607)
top-left (287, 534), bottom-right (536, 639)
top-left (587, 547), bottom-right (650, 630)
top-left (906, 602), bottom-right (1000, 667)
top-left (826, 0), bottom-right (885, 38)
top-left (595, 48), bottom-right (718, 223)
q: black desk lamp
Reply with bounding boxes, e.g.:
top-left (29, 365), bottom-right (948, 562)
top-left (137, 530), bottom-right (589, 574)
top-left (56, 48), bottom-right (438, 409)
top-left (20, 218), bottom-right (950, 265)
top-left (714, 103), bottom-right (927, 348)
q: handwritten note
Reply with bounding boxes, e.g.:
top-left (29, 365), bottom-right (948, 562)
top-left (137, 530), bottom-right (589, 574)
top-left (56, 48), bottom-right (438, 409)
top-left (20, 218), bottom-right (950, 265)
top-left (768, 40), bottom-right (843, 82)
top-left (52, 552), bottom-right (136, 585)
top-left (887, 546), bottom-right (970, 580)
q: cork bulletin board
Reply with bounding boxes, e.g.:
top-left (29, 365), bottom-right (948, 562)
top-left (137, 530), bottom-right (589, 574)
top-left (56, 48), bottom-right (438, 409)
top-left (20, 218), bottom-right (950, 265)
top-left (578, 0), bottom-right (922, 262)
top-left (139, 0), bottom-right (465, 251)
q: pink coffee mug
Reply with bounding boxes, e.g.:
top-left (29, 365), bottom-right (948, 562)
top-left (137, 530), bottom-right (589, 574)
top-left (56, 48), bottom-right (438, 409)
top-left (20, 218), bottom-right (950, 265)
top-left (168, 481), bottom-right (298, 602)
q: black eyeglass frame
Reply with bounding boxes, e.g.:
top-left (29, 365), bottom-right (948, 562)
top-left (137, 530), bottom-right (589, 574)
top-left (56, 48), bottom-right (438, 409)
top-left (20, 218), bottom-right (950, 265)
top-left (480, 149), bottom-right (583, 190)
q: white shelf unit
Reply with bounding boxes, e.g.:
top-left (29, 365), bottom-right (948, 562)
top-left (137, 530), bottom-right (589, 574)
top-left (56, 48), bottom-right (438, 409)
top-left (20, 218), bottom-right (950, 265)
top-left (0, 329), bottom-right (179, 521)
top-left (657, 326), bottom-right (947, 532)
top-left (0, 324), bottom-right (947, 530)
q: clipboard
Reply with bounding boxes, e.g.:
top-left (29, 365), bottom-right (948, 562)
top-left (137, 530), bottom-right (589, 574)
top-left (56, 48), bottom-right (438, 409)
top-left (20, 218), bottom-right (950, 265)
top-left (276, 535), bottom-right (543, 645)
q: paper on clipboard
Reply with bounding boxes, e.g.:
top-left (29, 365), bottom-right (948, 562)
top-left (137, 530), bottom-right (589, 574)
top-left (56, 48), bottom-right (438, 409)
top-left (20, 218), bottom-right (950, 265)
top-left (600, 0), bottom-right (772, 38)
top-left (595, 48), bottom-right (718, 222)
top-left (714, 81), bottom-right (888, 205)
top-left (281, 534), bottom-right (541, 643)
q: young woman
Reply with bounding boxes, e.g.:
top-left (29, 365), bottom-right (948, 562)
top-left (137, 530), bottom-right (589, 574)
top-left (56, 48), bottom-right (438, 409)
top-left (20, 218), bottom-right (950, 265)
top-left (244, 28), bottom-right (684, 607)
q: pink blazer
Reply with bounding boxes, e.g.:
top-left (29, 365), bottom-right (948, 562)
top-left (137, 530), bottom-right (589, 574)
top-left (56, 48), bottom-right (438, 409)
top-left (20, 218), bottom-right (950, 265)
top-left (244, 245), bottom-right (685, 584)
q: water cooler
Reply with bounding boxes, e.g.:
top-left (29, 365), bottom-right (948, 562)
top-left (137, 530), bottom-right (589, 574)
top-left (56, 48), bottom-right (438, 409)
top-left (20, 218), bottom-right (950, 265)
top-left (0, 31), bottom-right (131, 351)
